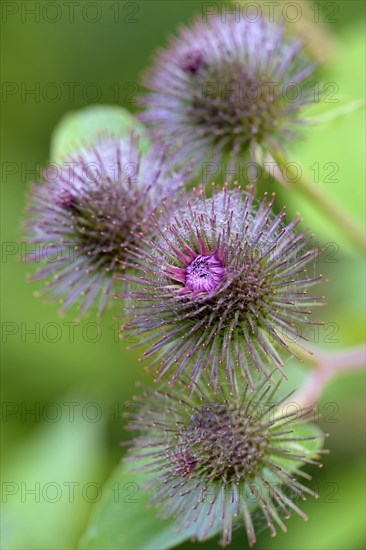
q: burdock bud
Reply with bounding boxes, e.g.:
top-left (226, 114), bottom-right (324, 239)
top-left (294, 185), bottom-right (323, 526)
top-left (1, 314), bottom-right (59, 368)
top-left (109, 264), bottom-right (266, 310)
top-left (126, 378), bottom-right (327, 546)
top-left (140, 16), bottom-right (315, 168)
top-left (24, 134), bottom-right (184, 316)
top-left (123, 185), bottom-right (324, 390)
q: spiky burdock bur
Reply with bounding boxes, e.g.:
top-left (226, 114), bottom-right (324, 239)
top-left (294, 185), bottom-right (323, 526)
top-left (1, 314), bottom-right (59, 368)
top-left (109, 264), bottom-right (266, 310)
top-left (24, 134), bottom-right (184, 316)
top-left (126, 377), bottom-right (327, 546)
top-left (140, 16), bottom-right (315, 168)
top-left (123, 185), bottom-right (324, 390)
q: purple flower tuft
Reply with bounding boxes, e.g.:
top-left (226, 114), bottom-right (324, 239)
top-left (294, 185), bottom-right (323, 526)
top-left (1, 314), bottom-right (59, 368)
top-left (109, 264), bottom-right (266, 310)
top-left (123, 185), bottom-right (324, 390)
top-left (140, 16), bottom-right (315, 168)
top-left (179, 254), bottom-right (225, 294)
top-left (24, 134), bottom-right (184, 317)
top-left (126, 376), bottom-right (327, 547)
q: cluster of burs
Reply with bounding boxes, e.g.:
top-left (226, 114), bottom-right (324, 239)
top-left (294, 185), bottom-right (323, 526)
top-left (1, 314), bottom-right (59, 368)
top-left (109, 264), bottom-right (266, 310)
top-left (25, 15), bottom-right (328, 547)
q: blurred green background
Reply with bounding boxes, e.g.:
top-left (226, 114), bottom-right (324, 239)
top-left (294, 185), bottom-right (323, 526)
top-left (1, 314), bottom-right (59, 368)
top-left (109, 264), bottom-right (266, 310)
top-left (1, 1), bottom-right (365, 548)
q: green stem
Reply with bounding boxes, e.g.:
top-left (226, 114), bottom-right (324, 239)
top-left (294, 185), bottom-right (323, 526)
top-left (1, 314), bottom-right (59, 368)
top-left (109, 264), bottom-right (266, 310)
top-left (268, 149), bottom-right (365, 252)
top-left (306, 99), bottom-right (366, 124)
top-left (283, 337), bottom-right (319, 369)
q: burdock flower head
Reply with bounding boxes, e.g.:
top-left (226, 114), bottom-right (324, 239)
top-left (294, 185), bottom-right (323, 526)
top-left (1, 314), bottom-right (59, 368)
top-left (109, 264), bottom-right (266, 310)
top-left (141, 16), bottom-right (315, 167)
top-left (126, 377), bottom-right (326, 546)
top-left (25, 134), bottom-right (184, 316)
top-left (124, 185), bottom-right (324, 390)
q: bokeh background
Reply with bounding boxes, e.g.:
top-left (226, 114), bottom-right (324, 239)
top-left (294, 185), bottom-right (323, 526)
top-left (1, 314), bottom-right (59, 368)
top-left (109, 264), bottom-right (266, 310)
top-left (1, 1), bottom-right (365, 548)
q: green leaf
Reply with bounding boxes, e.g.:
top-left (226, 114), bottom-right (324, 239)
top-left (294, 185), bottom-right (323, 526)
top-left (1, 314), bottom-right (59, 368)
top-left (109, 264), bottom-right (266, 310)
top-left (50, 105), bottom-right (149, 161)
top-left (1, 394), bottom-right (107, 549)
top-left (79, 461), bottom-right (207, 550)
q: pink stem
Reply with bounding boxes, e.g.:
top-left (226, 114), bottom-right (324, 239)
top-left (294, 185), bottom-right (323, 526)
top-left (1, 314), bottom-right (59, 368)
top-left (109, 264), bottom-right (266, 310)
top-left (293, 344), bottom-right (366, 408)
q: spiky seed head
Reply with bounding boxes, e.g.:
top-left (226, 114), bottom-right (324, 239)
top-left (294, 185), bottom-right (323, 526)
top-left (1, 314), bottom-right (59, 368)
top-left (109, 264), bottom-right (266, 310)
top-left (140, 16), bottom-right (316, 169)
top-left (126, 377), bottom-right (326, 547)
top-left (24, 134), bottom-right (184, 316)
top-left (123, 185), bottom-right (324, 390)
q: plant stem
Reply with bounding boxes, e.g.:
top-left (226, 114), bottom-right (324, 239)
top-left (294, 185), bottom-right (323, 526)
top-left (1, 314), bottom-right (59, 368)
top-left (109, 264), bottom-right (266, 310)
top-left (267, 149), bottom-right (365, 252)
top-left (283, 338), bottom-right (319, 368)
top-left (306, 99), bottom-right (366, 124)
top-left (292, 344), bottom-right (366, 408)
